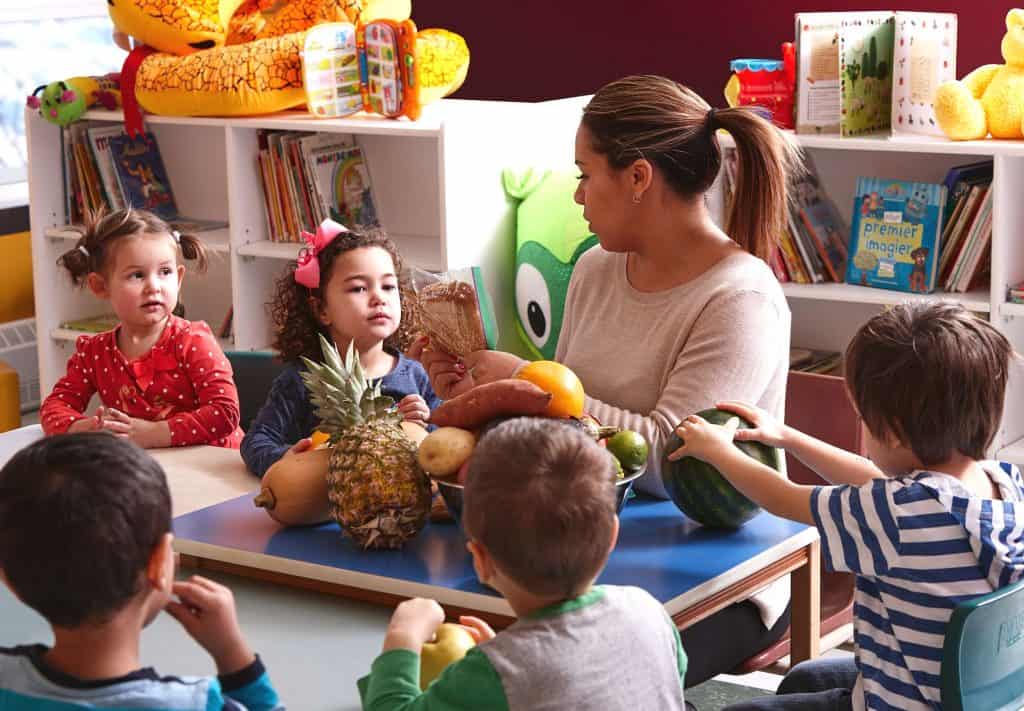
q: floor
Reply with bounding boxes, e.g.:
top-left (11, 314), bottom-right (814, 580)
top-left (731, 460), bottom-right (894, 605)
top-left (8, 409), bottom-right (855, 708)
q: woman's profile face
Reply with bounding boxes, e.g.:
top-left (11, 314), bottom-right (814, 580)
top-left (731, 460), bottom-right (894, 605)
top-left (573, 124), bottom-right (635, 252)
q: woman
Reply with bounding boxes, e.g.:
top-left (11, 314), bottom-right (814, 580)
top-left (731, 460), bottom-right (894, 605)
top-left (410, 75), bottom-right (801, 687)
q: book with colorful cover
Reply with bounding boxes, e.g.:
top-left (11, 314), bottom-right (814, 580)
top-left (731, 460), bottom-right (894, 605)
top-left (891, 12), bottom-right (957, 137)
top-left (795, 13), bottom-right (844, 134)
top-left (87, 124), bottom-right (128, 211)
top-left (108, 132), bottom-right (178, 220)
top-left (839, 13), bottom-right (895, 136)
top-left (845, 177), bottom-right (947, 293)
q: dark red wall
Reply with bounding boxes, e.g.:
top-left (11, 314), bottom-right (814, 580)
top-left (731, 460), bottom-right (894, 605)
top-left (413, 1), bottom-right (1014, 106)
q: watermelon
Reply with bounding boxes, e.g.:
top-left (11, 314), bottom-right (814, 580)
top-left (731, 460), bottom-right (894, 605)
top-left (661, 408), bottom-right (781, 529)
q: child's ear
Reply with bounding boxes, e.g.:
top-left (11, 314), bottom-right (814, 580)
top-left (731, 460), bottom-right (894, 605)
top-left (466, 539), bottom-right (495, 584)
top-left (310, 295), bottom-right (331, 327)
top-left (146, 533), bottom-right (175, 592)
top-left (608, 515), bottom-right (620, 554)
top-left (175, 264), bottom-right (185, 287)
top-left (86, 272), bottom-right (108, 299)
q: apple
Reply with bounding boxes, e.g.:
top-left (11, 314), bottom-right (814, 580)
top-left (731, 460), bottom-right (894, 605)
top-left (419, 623), bottom-right (476, 690)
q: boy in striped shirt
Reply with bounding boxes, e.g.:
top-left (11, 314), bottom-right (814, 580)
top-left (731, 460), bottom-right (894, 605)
top-left (670, 301), bottom-right (1024, 711)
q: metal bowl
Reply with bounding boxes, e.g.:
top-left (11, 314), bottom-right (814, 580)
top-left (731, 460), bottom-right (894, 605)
top-left (433, 466), bottom-right (645, 527)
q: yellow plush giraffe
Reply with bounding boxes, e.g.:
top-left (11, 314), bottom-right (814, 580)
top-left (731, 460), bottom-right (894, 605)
top-left (106, 0), bottom-right (466, 118)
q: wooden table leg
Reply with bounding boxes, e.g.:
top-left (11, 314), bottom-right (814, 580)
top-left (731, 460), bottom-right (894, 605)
top-left (790, 538), bottom-right (821, 664)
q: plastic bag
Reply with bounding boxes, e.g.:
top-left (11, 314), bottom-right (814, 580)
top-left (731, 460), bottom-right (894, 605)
top-left (406, 266), bottom-right (499, 357)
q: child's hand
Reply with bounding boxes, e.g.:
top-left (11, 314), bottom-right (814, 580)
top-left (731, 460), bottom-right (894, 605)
top-left (397, 394), bottom-right (430, 425)
top-left (165, 575), bottom-right (255, 675)
top-left (458, 615), bottom-right (496, 643)
top-left (96, 408), bottom-right (170, 448)
top-left (67, 414), bottom-right (102, 433)
top-left (667, 414), bottom-right (741, 464)
top-left (382, 597), bottom-right (445, 653)
top-left (716, 400), bottom-right (788, 448)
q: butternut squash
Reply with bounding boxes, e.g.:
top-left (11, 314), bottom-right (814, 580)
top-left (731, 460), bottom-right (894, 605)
top-left (253, 448), bottom-right (332, 526)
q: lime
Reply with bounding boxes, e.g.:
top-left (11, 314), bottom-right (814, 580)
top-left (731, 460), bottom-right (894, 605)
top-left (606, 430), bottom-right (649, 474)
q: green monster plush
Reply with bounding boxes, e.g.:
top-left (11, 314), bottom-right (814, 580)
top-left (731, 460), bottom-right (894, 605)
top-left (502, 168), bottom-right (598, 360)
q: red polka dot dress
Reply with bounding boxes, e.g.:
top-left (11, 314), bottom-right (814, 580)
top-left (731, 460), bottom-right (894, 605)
top-left (40, 316), bottom-right (243, 448)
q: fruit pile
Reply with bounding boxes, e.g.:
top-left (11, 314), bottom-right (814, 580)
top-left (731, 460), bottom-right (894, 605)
top-left (252, 351), bottom-right (649, 548)
top-left (419, 360), bottom-right (648, 485)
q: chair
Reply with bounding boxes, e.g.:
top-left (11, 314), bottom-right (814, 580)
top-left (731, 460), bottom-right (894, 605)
top-left (942, 577), bottom-right (1024, 711)
top-left (731, 370), bottom-right (859, 674)
top-left (225, 350), bottom-right (284, 431)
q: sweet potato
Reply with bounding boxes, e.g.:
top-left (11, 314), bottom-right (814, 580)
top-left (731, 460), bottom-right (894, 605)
top-left (429, 378), bottom-right (552, 429)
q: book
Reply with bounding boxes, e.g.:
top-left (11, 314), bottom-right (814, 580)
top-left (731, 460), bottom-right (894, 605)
top-left (60, 313), bottom-right (120, 333)
top-left (796, 11), bottom-right (895, 135)
top-left (891, 12), bottom-right (958, 137)
top-left (108, 132), bottom-right (179, 220)
top-left (838, 13), bottom-right (895, 136)
top-left (845, 177), bottom-right (947, 293)
top-left (309, 143), bottom-right (380, 231)
top-left (87, 124), bottom-right (128, 211)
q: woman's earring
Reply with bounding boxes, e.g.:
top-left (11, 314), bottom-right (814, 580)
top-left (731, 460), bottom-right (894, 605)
top-left (632, 194), bottom-right (642, 204)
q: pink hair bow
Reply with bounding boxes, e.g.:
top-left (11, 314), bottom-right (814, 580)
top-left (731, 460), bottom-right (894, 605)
top-left (294, 219), bottom-right (348, 289)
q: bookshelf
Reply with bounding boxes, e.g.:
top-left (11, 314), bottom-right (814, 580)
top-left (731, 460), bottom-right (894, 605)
top-left (26, 97), bottom-right (1024, 464)
top-left (27, 99), bottom-right (572, 402)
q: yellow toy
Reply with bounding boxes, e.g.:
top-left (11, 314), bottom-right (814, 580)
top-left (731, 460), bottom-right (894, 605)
top-left (934, 8), bottom-right (1024, 140)
top-left (103, 0), bottom-right (467, 122)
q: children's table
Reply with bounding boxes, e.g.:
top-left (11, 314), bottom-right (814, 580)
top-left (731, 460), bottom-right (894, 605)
top-left (156, 446), bottom-right (822, 664)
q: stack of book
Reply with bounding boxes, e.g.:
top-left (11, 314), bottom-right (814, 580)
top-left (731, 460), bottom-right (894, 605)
top-left (1008, 281), bottom-right (1024, 305)
top-left (255, 130), bottom-right (380, 243)
top-left (937, 160), bottom-right (993, 293)
top-left (60, 124), bottom-right (225, 233)
top-left (722, 151), bottom-right (848, 284)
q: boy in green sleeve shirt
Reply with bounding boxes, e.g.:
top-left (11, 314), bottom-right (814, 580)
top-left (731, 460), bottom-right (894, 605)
top-left (358, 418), bottom-right (688, 710)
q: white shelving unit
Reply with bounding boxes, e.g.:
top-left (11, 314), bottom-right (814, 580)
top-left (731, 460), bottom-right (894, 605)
top-left (716, 132), bottom-right (1024, 464)
top-left (27, 99), bottom-right (573, 400)
top-left (26, 97), bottom-right (1024, 464)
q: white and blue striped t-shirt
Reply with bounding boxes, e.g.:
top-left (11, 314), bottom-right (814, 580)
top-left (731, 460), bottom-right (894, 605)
top-left (811, 461), bottom-right (1024, 711)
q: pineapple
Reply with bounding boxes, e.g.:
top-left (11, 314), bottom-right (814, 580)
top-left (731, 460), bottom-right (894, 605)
top-left (301, 334), bottom-right (431, 549)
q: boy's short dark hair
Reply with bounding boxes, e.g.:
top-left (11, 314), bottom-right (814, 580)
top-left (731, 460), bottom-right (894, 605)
top-left (845, 301), bottom-right (1013, 466)
top-left (463, 418), bottom-right (618, 599)
top-left (0, 433), bottom-right (171, 627)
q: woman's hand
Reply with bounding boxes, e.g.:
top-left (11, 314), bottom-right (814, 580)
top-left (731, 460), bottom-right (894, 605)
top-left (407, 336), bottom-right (525, 400)
top-left (397, 394), bottom-right (430, 425)
top-left (715, 400), bottom-right (788, 448)
top-left (667, 413), bottom-right (741, 464)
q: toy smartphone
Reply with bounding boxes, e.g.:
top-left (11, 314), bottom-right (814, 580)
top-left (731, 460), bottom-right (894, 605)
top-left (302, 20), bottom-right (421, 120)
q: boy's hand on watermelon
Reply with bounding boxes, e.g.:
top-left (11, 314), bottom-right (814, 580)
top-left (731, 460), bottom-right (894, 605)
top-left (716, 400), bottom-right (787, 448)
top-left (668, 414), bottom-right (741, 464)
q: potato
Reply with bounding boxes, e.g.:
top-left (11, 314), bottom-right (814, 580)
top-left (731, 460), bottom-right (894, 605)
top-left (417, 426), bottom-right (476, 477)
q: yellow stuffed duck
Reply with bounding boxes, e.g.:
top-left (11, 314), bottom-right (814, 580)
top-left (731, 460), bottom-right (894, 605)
top-left (934, 8), bottom-right (1024, 140)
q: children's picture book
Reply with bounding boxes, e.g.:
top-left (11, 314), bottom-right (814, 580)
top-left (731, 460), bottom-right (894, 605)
top-left (794, 11), bottom-right (892, 136)
top-left (108, 132), bottom-right (178, 220)
top-left (308, 141), bottom-right (380, 231)
top-left (845, 177), bottom-right (947, 293)
top-left (839, 13), bottom-right (895, 136)
top-left (891, 12), bottom-right (957, 137)
top-left (87, 125), bottom-right (128, 211)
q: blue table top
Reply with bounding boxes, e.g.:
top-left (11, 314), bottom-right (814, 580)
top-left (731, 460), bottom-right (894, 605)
top-left (174, 492), bottom-right (814, 616)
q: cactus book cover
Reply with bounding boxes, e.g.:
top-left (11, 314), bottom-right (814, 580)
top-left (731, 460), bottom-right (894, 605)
top-left (839, 14), bottom-right (896, 136)
top-left (845, 177), bottom-right (947, 293)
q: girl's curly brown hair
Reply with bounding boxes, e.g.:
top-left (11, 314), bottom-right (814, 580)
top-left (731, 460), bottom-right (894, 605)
top-left (57, 207), bottom-right (208, 285)
top-left (271, 229), bottom-right (414, 363)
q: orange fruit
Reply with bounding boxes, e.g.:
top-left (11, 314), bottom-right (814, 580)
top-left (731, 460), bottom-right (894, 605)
top-left (515, 361), bottom-right (585, 419)
top-left (310, 430), bottom-right (330, 448)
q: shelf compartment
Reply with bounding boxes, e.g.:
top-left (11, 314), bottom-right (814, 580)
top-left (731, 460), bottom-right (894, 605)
top-left (781, 282), bottom-right (990, 313)
top-left (235, 235), bottom-right (444, 271)
top-left (52, 327), bottom-right (232, 351)
top-left (997, 435), bottom-right (1024, 466)
top-left (718, 132), bottom-right (1024, 157)
top-left (1004, 302), bottom-right (1024, 318)
top-left (45, 226), bottom-right (230, 254)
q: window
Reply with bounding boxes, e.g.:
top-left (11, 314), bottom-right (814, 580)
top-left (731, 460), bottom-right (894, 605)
top-left (1, 3), bottom-right (124, 188)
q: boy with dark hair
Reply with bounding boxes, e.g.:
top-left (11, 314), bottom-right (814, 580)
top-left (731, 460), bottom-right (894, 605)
top-left (358, 418), bottom-right (687, 710)
top-left (0, 433), bottom-right (283, 710)
top-left (671, 301), bottom-right (1024, 711)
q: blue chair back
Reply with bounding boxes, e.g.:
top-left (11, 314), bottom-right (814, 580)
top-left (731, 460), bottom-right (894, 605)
top-left (225, 350), bottom-right (284, 431)
top-left (941, 577), bottom-right (1024, 711)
